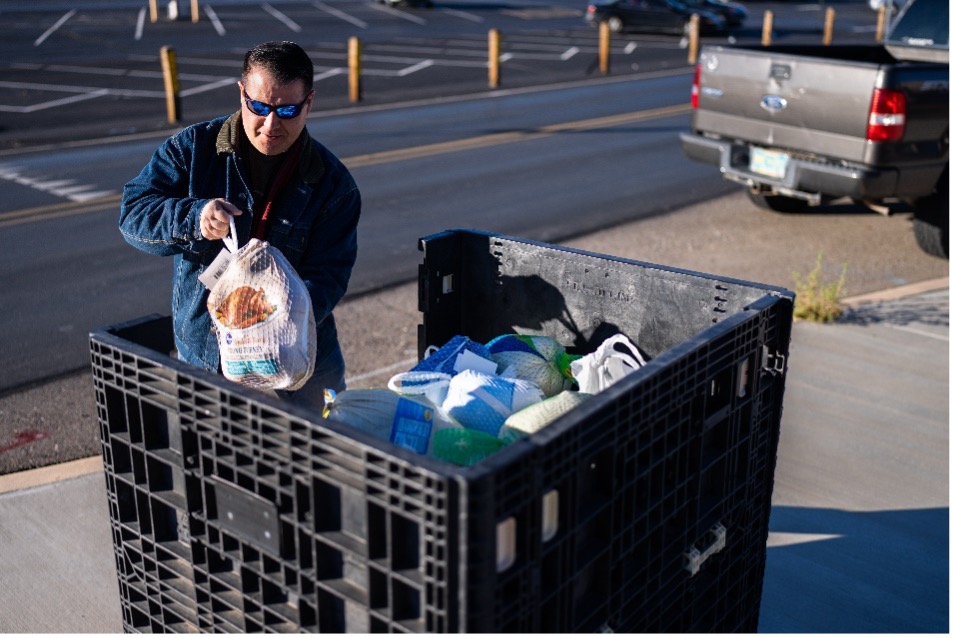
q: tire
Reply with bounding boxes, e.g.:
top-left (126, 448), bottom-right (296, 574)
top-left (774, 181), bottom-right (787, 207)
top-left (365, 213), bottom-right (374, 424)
top-left (607, 16), bottom-right (624, 32)
top-left (746, 189), bottom-right (809, 213)
top-left (913, 167), bottom-right (949, 259)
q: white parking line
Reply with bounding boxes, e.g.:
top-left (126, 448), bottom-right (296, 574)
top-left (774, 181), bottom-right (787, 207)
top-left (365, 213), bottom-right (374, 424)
top-left (0, 80), bottom-right (113, 92)
top-left (0, 88), bottom-right (113, 113)
top-left (364, 43), bottom-right (483, 56)
top-left (205, 5), bottom-right (227, 35)
top-left (396, 59), bottom-right (434, 76)
top-left (34, 9), bottom-right (76, 47)
top-left (179, 77), bottom-right (238, 97)
top-left (314, 67), bottom-right (346, 82)
top-left (370, 3), bottom-right (427, 24)
top-left (262, 3), bottom-right (302, 32)
top-left (441, 8), bottom-right (484, 22)
top-left (313, 1), bottom-right (368, 28)
top-left (135, 8), bottom-right (146, 40)
top-left (560, 47), bottom-right (579, 60)
top-left (0, 164), bottom-right (115, 202)
top-left (360, 59), bottom-right (435, 77)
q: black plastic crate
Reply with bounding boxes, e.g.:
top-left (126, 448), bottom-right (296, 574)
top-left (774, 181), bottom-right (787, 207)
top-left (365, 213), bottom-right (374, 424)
top-left (91, 229), bottom-right (794, 633)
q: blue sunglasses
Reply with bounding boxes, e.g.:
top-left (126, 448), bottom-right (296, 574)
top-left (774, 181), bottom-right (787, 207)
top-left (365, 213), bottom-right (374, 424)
top-left (242, 89), bottom-right (312, 119)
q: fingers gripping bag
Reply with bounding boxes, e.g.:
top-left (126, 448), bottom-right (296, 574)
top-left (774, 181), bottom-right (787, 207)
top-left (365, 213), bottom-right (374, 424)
top-left (205, 217), bottom-right (316, 391)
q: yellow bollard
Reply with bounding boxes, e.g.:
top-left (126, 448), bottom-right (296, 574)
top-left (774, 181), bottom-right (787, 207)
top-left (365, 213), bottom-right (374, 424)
top-left (688, 13), bottom-right (700, 64)
top-left (348, 37), bottom-right (362, 103)
top-left (599, 21), bottom-right (610, 74)
top-left (761, 10), bottom-right (774, 46)
top-left (149, 0), bottom-right (158, 23)
top-left (488, 29), bottom-right (501, 88)
top-left (875, 4), bottom-right (887, 41)
top-left (191, 0), bottom-right (199, 22)
top-left (160, 46), bottom-right (181, 123)
top-left (823, 7), bottom-right (835, 45)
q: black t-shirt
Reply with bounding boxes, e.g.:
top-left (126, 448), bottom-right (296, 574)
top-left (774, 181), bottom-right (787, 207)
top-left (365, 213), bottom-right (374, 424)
top-left (240, 133), bottom-right (286, 214)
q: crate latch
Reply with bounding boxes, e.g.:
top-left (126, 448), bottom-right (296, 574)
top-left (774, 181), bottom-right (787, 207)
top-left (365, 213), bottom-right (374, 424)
top-left (683, 522), bottom-right (727, 577)
top-left (762, 345), bottom-right (787, 376)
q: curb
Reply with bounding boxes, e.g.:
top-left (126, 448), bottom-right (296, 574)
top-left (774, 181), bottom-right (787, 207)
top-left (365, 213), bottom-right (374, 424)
top-left (841, 277), bottom-right (948, 307)
top-left (0, 455), bottom-right (102, 496)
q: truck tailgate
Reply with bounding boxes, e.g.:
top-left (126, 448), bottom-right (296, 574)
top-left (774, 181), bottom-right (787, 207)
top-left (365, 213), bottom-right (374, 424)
top-left (693, 45), bottom-right (887, 163)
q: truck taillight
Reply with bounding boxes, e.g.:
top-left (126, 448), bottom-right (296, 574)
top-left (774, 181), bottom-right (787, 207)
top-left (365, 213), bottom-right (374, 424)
top-left (691, 63), bottom-right (701, 109)
top-left (867, 88), bottom-right (906, 142)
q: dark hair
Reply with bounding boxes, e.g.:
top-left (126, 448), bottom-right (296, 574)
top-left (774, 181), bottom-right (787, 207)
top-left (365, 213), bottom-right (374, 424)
top-left (242, 41), bottom-right (314, 94)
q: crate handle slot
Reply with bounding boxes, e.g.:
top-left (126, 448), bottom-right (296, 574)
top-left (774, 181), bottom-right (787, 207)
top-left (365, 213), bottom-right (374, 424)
top-left (683, 522), bottom-right (727, 576)
top-left (496, 517), bottom-right (517, 572)
top-left (542, 489), bottom-right (559, 542)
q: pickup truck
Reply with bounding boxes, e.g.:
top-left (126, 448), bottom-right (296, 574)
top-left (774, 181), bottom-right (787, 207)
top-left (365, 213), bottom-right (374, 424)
top-left (679, 0), bottom-right (949, 257)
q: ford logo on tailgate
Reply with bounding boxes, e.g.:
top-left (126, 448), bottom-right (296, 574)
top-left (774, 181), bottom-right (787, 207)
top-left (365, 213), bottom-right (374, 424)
top-left (761, 95), bottom-right (788, 113)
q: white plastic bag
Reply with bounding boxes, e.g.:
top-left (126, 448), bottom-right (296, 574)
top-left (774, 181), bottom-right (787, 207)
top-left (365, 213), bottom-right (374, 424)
top-left (388, 370), bottom-right (453, 408)
top-left (570, 334), bottom-right (646, 394)
top-left (206, 218), bottom-right (316, 391)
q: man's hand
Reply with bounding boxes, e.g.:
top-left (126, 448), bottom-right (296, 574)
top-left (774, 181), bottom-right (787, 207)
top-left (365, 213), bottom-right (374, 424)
top-left (200, 199), bottom-right (243, 240)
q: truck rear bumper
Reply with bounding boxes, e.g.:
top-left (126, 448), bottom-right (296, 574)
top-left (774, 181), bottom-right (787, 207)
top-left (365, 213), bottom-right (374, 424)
top-left (679, 131), bottom-right (901, 202)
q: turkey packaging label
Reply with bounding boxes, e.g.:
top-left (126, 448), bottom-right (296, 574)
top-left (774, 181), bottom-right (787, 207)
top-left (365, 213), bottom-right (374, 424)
top-left (206, 236), bottom-right (316, 391)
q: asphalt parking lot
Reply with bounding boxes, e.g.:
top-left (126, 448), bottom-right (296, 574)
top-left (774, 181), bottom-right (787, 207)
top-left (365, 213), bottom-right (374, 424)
top-left (0, 0), bottom-right (883, 149)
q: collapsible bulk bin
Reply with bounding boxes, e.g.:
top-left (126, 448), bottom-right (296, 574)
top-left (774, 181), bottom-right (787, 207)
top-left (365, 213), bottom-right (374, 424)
top-left (90, 229), bottom-right (794, 633)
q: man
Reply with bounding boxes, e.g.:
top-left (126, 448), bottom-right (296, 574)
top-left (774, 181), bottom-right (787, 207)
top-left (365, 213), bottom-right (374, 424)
top-left (120, 40), bottom-right (360, 404)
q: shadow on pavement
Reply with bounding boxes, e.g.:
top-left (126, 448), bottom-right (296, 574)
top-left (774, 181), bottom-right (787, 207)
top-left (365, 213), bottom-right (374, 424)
top-left (762, 505), bottom-right (949, 633)
top-left (839, 291), bottom-right (949, 328)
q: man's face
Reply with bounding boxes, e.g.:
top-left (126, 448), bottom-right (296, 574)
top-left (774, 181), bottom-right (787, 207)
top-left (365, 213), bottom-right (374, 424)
top-left (239, 69), bottom-right (313, 156)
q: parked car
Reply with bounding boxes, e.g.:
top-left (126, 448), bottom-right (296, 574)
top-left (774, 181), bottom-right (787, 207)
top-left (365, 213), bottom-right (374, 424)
top-left (585, 0), bottom-right (728, 35)
top-left (868, 0), bottom-right (908, 11)
top-left (683, 0), bottom-right (747, 27)
top-left (679, 0), bottom-right (949, 258)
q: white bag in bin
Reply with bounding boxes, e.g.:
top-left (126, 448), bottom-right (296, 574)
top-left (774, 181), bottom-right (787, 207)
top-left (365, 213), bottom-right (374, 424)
top-left (570, 334), bottom-right (646, 394)
top-left (206, 218), bottom-right (316, 391)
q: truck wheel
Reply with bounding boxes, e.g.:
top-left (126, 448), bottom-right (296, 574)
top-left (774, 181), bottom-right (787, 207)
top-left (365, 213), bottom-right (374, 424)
top-left (607, 16), bottom-right (624, 32)
top-left (746, 190), bottom-right (808, 213)
top-left (913, 167), bottom-right (949, 259)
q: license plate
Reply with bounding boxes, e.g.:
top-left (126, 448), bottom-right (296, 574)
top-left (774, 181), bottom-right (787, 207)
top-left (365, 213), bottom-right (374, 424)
top-left (750, 147), bottom-right (788, 179)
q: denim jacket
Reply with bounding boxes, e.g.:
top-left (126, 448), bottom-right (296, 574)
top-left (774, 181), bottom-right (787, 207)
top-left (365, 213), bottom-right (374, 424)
top-left (119, 112), bottom-right (361, 373)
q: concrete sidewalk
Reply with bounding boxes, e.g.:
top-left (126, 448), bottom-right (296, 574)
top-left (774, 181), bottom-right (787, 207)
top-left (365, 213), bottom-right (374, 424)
top-left (0, 282), bottom-right (946, 633)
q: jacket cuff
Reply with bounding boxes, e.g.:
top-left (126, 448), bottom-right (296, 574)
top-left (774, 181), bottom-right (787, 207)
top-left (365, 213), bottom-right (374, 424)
top-left (190, 199), bottom-right (210, 243)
